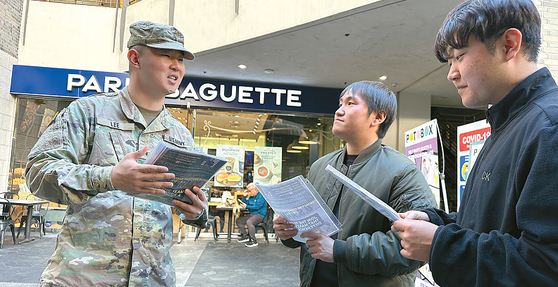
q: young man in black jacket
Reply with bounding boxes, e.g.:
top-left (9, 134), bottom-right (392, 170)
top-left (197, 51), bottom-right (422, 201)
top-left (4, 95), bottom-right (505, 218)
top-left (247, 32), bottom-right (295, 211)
top-left (392, 1), bottom-right (558, 286)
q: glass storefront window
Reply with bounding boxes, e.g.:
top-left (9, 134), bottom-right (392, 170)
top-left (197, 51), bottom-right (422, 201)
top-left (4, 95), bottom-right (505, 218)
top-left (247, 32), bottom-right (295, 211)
top-left (167, 107), bottom-right (341, 188)
top-left (9, 98), bottom-right (72, 197)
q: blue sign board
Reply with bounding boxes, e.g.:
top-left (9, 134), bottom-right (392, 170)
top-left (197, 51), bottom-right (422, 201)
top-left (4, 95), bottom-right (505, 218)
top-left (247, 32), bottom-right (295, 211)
top-left (169, 77), bottom-right (341, 114)
top-left (10, 65), bottom-right (341, 115)
top-left (10, 65), bottom-right (130, 98)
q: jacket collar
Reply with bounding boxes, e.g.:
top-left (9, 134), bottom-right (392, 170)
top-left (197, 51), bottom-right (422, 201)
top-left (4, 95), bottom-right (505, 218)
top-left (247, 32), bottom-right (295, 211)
top-left (340, 138), bottom-right (383, 165)
top-left (119, 87), bottom-right (174, 131)
top-left (486, 67), bottom-right (555, 132)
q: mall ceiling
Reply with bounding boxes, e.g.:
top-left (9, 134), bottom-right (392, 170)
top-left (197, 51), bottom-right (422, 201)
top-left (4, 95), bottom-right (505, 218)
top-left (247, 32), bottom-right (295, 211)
top-left (182, 0), bottom-right (468, 110)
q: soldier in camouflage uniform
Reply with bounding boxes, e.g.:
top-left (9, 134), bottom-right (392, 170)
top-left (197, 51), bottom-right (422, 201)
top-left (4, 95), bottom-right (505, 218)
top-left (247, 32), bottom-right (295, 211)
top-left (25, 21), bottom-right (206, 286)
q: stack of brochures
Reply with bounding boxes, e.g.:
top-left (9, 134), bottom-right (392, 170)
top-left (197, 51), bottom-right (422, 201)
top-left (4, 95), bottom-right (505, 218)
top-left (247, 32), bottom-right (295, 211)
top-left (132, 141), bottom-right (228, 206)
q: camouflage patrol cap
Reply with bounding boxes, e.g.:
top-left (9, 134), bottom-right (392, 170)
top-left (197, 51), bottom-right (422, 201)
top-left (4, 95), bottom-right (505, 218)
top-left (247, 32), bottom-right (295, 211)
top-left (127, 21), bottom-right (195, 60)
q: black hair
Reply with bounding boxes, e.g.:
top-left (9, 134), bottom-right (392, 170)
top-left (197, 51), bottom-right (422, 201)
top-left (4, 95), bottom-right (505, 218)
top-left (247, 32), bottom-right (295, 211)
top-left (340, 81), bottom-right (396, 139)
top-left (435, 0), bottom-right (541, 63)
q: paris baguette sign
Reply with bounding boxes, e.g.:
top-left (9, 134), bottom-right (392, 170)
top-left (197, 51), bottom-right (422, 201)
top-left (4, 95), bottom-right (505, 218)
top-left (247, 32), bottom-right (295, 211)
top-left (10, 65), bottom-right (340, 114)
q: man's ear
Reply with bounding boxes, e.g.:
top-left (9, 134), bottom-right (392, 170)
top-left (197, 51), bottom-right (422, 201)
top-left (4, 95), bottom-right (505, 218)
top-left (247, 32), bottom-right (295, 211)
top-left (371, 110), bottom-right (386, 127)
top-left (127, 49), bottom-right (140, 69)
top-left (501, 28), bottom-right (522, 62)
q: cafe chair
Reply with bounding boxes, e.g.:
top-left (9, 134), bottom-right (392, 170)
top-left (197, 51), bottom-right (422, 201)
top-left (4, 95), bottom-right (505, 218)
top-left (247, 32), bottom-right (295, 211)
top-left (16, 195), bottom-right (49, 239)
top-left (0, 198), bottom-right (18, 248)
top-left (195, 216), bottom-right (218, 242)
top-left (255, 206), bottom-right (274, 243)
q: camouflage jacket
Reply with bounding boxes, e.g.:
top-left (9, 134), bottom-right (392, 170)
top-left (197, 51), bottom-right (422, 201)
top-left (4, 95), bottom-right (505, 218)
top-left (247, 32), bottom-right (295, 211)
top-left (25, 88), bottom-right (206, 287)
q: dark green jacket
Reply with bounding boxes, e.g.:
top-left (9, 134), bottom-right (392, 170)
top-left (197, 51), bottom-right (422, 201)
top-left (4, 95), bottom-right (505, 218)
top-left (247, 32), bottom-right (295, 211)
top-left (282, 140), bottom-right (436, 286)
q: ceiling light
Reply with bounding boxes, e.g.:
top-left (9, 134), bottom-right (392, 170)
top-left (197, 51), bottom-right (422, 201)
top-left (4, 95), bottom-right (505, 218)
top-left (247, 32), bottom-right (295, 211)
top-left (264, 69), bottom-right (274, 74)
top-left (379, 75), bottom-right (388, 81)
top-left (292, 145), bottom-right (309, 150)
top-left (237, 64), bottom-right (247, 69)
top-left (287, 143), bottom-right (302, 153)
top-left (299, 139), bottom-right (318, 145)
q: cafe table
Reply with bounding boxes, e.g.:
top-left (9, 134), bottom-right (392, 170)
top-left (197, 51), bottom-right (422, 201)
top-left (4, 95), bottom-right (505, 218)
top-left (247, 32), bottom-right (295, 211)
top-left (0, 198), bottom-right (49, 244)
top-left (215, 205), bottom-right (246, 243)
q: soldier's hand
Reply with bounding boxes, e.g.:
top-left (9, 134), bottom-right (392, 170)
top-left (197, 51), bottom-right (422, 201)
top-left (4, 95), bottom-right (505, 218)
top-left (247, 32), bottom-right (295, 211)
top-left (111, 146), bottom-right (174, 194)
top-left (173, 186), bottom-right (207, 220)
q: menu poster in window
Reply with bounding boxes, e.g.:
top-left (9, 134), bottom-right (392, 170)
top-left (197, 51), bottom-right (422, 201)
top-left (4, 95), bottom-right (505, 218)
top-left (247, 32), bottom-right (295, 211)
top-left (215, 145), bottom-right (245, 188)
top-left (254, 146), bottom-right (282, 185)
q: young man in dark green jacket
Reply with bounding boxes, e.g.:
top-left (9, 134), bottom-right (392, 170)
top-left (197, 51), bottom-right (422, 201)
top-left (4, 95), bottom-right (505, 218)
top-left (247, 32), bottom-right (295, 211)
top-left (274, 81), bottom-right (437, 286)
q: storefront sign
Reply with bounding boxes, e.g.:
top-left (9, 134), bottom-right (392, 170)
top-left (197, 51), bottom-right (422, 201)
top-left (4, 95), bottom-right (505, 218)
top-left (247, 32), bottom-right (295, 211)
top-left (167, 77), bottom-right (340, 114)
top-left (10, 65), bottom-right (130, 98)
top-left (10, 65), bottom-right (341, 114)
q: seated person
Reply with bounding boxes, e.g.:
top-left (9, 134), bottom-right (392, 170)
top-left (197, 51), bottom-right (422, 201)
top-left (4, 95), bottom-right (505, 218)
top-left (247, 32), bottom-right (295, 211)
top-left (236, 183), bottom-right (267, 247)
top-left (205, 187), bottom-right (225, 233)
top-left (209, 187), bottom-right (222, 199)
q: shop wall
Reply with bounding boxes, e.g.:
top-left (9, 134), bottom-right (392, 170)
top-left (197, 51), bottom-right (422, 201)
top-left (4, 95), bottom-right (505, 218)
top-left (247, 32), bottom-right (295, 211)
top-left (536, 0), bottom-right (558, 78)
top-left (0, 52), bottom-right (18, 194)
top-left (18, 1), bottom-right (121, 71)
top-left (0, 0), bottom-right (23, 193)
top-left (396, 91), bottom-right (431, 152)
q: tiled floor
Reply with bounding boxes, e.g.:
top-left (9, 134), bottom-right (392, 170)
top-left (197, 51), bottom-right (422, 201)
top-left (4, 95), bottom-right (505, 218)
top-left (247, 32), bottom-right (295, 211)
top-left (0, 230), bottom-right (300, 287)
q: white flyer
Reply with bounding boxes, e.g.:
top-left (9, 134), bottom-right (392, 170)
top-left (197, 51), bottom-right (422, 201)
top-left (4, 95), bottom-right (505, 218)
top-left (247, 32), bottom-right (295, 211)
top-left (325, 165), bottom-right (400, 222)
top-left (255, 176), bottom-right (342, 242)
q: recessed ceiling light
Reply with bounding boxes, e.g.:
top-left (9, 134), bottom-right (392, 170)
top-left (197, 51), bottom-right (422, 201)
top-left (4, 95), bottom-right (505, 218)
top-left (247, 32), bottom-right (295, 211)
top-left (264, 69), bottom-right (274, 74)
top-left (379, 75), bottom-right (388, 81)
top-left (238, 64), bottom-right (247, 69)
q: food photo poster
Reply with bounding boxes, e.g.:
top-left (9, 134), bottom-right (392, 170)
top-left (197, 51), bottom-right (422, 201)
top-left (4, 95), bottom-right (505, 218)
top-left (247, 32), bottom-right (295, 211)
top-left (254, 146), bottom-right (282, 185)
top-left (215, 145), bottom-right (245, 188)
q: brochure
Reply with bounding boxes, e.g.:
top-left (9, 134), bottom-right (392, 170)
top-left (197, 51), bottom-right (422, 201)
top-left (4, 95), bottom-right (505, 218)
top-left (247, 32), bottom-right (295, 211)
top-left (255, 176), bottom-right (342, 242)
top-left (132, 141), bottom-right (228, 206)
top-left (325, 164), bottom-right (400, 222)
